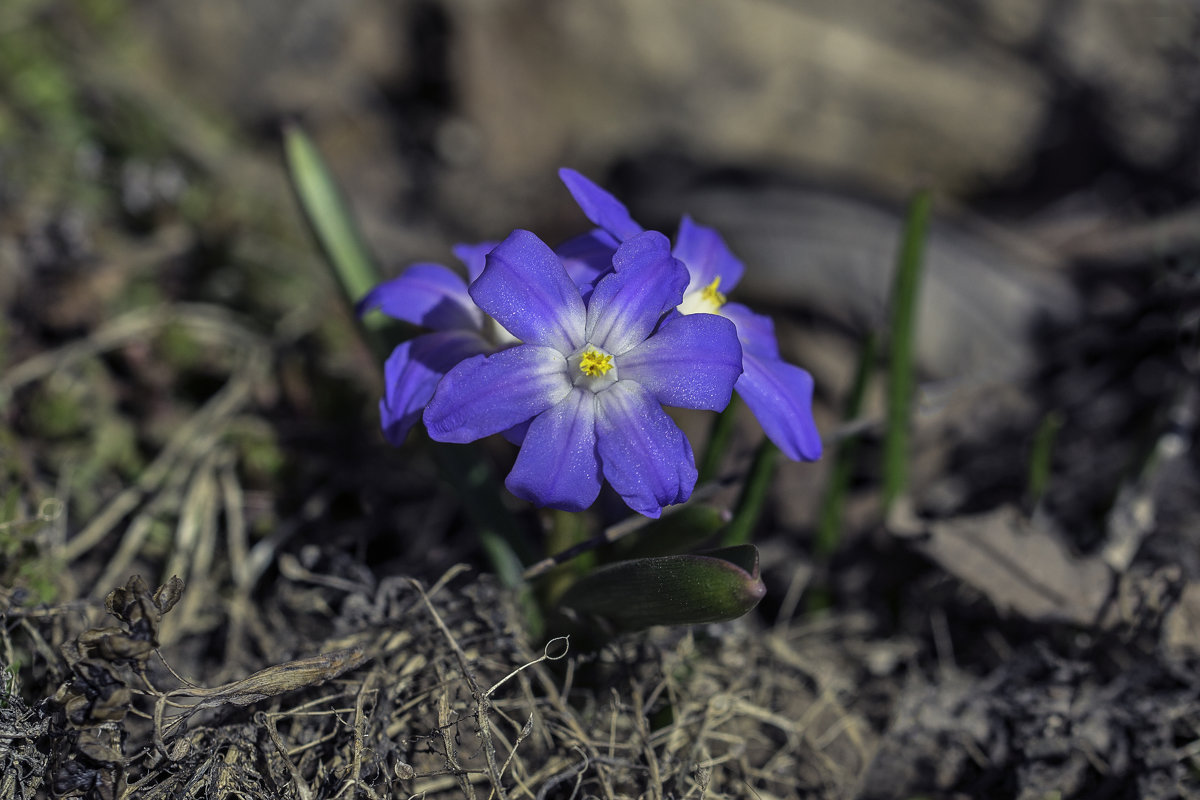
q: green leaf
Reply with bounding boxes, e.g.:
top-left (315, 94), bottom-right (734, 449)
top-left (557, 545), bottom-right (765, 631)
top-left (283, 124), bottom-right (383, 319)
top-left (883, 189), bottom-right (931, 513)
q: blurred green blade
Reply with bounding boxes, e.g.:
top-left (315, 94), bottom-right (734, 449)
top-left (283, 124), bottom-right (382, 312)
top-left (883, 189), bottom-right (931, 513)
top-left (1027, 409), bottom-right (1063, 506)
top-left (557, 545), bottom-right (764, 632)
top-left (815, 332), bottom-right (877, 558)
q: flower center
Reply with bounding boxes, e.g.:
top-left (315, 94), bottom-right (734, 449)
top-left (678, 276), bottom-right (727, 315)
top-left (578, 349), bottom-right (613, 377)
top-left (568, 346), bottom-right (618, 392)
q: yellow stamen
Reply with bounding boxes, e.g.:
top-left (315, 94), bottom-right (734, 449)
top-left (701, 276), bottom-right (727, 307)
top-left (578, 348), bottom-right (614, 377)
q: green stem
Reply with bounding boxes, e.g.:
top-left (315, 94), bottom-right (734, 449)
top-left (538, 509), bottom-right (593, 607)
top-left (698, 396), bottom-right (740, 484)
top-left (721, 438), bottom-right (779, 546)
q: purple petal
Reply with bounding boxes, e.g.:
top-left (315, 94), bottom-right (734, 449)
top-left (615, 312), bottom-right (742, 411)
top-left (469, 229), bottom-right (586, 353)
top-left (452, 241), bottom-right (498, 284)
top-left (555, 229), bottom-right (618, 298)
top-left (357, 263), bottom-right (482, 331)
top-left (585, 231), bottom-right (689, 355)
top-left (721, 302), bottom-right (780, 359)
top-left (379, 331), bottom-right (492, 446)
top-left (424, 344), bottom-right (572, 443)
top-left (506, 389), bottom-right (602, 511)
top-left (736, 351), bottom-right (823, 461)
top-left (673, 215), bottom-right (745, 295)
top-left (501, 419), bottom-right (531, 446)
top-left (596, 381), bottom-right (697, 517)
top-left (558, 168), bottom-right (644, 242)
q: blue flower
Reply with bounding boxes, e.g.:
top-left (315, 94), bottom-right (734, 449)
top-left (362, 232), bottom-right (632, 448)
top-left (358, 242), bottom-right (513, 445)
top-left (423, 229), bottom-right (743, 517)
top-left (559, 168), bottom-right (823, 462)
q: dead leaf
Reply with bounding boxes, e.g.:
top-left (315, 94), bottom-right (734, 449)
top-left (907, 505), bottom-right (1114, 626)
top-left (169, 647), bottom-right (369, 711)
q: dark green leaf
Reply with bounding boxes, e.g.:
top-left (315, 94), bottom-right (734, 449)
top-left (557, 545), bottom-right (764, 631)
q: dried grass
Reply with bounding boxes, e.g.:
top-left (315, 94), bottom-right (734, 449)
top-left (2, 562), bottom-right (882, 800)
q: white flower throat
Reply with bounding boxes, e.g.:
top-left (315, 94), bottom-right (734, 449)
top-left (677, 277), bottom-right (727, 316)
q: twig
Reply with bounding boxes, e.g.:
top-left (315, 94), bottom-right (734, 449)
top-left (408, 577), bottom-right (508, 800)
top-left (535, 747), bottom-right (589, 800)
top-left (436, 662), bottom-right (477, 800)
top-left (630, 685), bottom-right (663, 800)
top-left (335, 671), bottom-right (381, 800)
top-left (258, 710), bottom-right (316, 800)
top-left (485, 637), bottom-right (569, 700)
